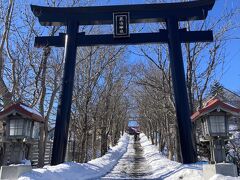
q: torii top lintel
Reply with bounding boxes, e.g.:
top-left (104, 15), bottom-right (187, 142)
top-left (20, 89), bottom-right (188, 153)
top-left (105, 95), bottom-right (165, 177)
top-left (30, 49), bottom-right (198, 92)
top-left (31, 0), bottom-right (215, 26)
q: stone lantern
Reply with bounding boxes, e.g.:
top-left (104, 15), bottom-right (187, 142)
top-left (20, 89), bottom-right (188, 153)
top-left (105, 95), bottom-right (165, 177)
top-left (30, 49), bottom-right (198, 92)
top-left (0, 102), bottom-right (44, 165)
top-left (201, 109), bottom-right (228, 138)
top-left (191, 98), bottom-right (240, 178)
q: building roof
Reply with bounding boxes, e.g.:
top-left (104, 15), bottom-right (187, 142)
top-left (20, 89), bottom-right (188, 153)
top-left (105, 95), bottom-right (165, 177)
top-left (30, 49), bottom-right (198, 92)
top-left (191, 98), bottom-right (240, 122)
top-left (203, 86), bottom-right (240, 108)
top-left (0, 102), bottom-right (44, 122)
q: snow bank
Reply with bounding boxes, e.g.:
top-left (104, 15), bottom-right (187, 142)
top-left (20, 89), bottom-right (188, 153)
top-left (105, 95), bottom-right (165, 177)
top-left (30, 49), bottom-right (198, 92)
top-left (140, 133), bottom-right (240, 180)
top-left (19, 133), bottom-right (129, 180)
top-left (139, 133), bottom-right (203, 179)
top-left (210, 174), bottom-right (240, 180)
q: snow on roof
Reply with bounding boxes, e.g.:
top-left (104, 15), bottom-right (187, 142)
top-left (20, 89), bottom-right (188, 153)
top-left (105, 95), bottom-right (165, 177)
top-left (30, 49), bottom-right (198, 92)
top-left (224, 102), bottom-right (239, 109)
top-left (191, 98), bottom-right (240, 122)
top-left (20, 104), bottom-right (42, 117)
top-left (0, 102), bottom-right (44, 122)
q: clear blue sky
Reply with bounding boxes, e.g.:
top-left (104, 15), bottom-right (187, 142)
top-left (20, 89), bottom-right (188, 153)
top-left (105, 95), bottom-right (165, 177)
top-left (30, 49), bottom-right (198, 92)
top-left (210, 0), bottom-right (240, 92)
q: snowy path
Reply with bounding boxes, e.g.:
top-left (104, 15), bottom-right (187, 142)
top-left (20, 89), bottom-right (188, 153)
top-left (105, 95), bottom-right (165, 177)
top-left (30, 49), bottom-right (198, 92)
top-left (19, 133), bottom-right (238, 180)
top-left (102, 136), bottom-right (152, 179)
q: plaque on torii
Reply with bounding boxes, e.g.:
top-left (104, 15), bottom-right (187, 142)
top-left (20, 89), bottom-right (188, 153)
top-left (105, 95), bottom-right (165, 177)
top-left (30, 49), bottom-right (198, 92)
top-left (31, 0), bottom-right (215, 165)
top-left (113, 12), bottom-right (130, 38)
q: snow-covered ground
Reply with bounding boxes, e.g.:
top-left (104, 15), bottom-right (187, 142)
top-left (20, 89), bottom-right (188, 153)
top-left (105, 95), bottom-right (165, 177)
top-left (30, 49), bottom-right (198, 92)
top-left (102, 136), bottom-right (151, 179)
top-left (139, 133), bottom-right (240, 180)
top-left (19, 133), bottom-right (240, 180)
top-left (18, 134), bottom-right (129, 180)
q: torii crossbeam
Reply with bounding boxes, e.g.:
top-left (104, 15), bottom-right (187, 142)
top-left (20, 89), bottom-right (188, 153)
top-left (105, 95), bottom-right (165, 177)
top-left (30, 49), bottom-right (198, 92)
top-left (31, 0), bottom-right (215, 165)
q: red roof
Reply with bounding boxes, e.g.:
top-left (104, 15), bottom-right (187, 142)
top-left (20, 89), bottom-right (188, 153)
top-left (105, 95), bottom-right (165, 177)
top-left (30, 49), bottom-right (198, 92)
top-left (191, 98), bottom-right (240, 122)
top-left (0, 102), bottom-right (44, 122)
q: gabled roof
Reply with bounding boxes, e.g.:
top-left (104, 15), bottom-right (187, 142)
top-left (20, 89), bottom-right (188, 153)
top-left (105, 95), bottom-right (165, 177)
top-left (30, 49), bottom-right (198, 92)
top-left (222, 87), bottom-right (240, 99)
top-left (191, 98), bottom-right (240, 122)
top-left (0, 102), bottom-right (44, 122)
top-left (202, 87), bottom-right (240, 108)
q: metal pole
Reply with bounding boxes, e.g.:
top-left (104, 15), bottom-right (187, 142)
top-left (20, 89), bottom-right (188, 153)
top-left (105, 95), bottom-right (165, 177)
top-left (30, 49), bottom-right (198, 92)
top-left (51, 21), bottom-right (78, 165)
top-left (167, 18), bottom-right (197, 164)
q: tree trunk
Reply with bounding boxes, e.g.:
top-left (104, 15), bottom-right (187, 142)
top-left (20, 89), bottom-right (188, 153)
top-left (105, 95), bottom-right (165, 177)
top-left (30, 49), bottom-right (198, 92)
top-left (101, 126), bottom-right (108, 156)
top-left (38, 122), bottom-right (48, 167)
top-left (38, 47), bottom-right (51, 167)
top-left (92, 125), bottom-right (97, 159)
top-left (80, 133), bottom-right (86, 162)
top-left (168, 148), bottom-right (174, 161)
top-left (0, 0), bottom-right (14, 107)
top-left (158, 129), bottom-right (162, 152)
top-left (147, 127), bottom-right (150, 139)
top-left (148, 121), bottom-right (154, 145)
top-left (85, 132), bottom-right (90, 162)
top-left (175, 125), bottom-right (182, 163)
top-left (72, 125), bottom-right (76, 161)
top-left (121, 123), bottom-right (125, 136)
top-left (155, 131), bottom-right (158, 146)
top-left (80, 130), bottom-right (87, 163)
top-left (113, 122), bottom-right (120, 146)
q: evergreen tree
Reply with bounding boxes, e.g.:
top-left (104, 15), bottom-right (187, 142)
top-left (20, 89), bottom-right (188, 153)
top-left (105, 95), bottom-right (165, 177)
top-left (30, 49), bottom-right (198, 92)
top-left (210, 81), bottom-right (224, 98)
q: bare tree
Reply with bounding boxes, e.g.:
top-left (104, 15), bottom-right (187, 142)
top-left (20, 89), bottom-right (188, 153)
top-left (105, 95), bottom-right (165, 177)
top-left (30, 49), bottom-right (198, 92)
top-left (133, 0), bottom-right (236, 162)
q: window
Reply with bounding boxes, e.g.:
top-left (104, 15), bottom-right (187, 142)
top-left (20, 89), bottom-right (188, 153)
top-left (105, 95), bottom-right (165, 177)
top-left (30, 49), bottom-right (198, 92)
top-left (32, 122), bottom-right (40, 139)
top-left (24, 120), bottom-right (32, 137)
top-left (210, 116), bottom-right (226, 133)
top-left (9, 119), bottom-right (24, 136)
